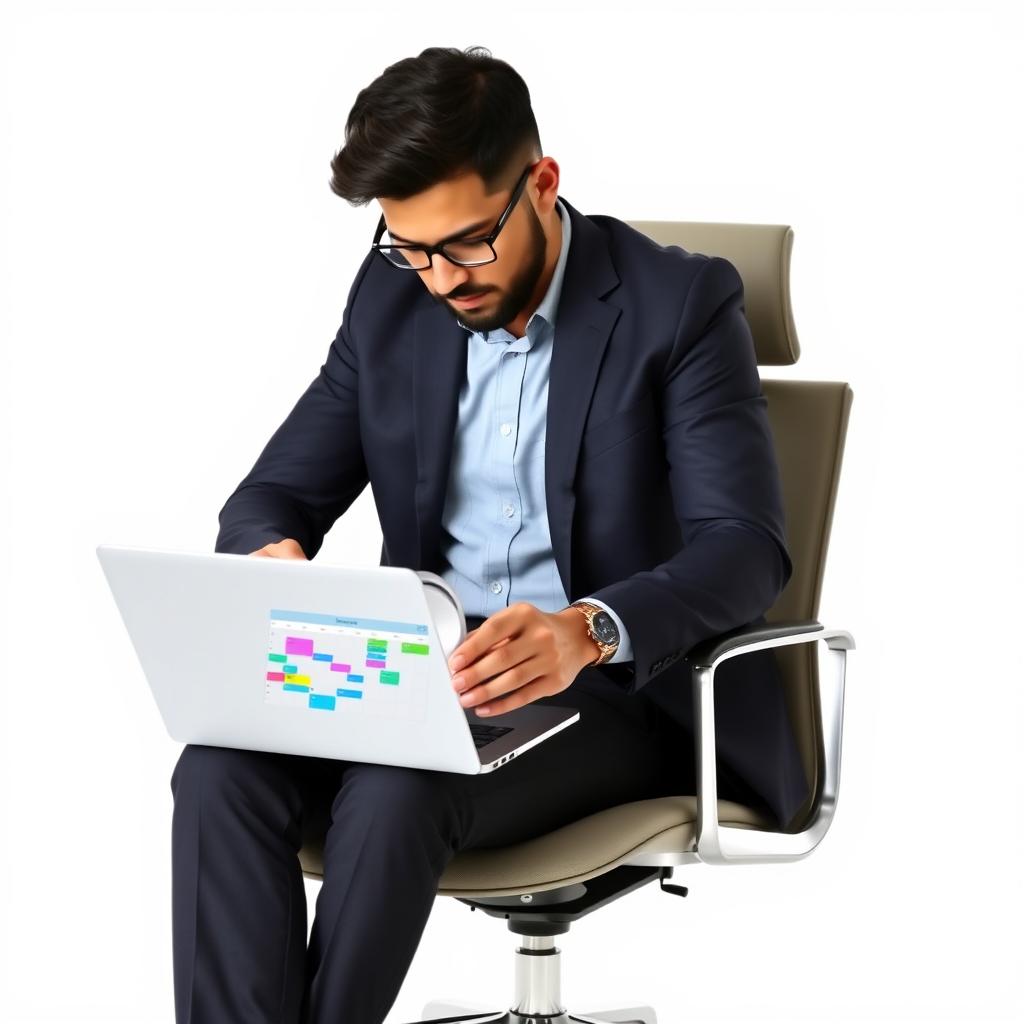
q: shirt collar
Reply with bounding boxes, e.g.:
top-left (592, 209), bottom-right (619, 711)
top-left (457, 196), bottom-right (572, 340)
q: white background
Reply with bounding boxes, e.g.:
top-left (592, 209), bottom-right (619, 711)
top-left (1, 1), bottom-right (1021, 1021)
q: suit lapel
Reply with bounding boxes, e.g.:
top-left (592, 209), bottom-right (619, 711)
top-left (412, 198), bottom-right (622, 599)
top-left (412, 302), bottom-right (467, 575)
top-left (542, 201), bottom-right (621, 599)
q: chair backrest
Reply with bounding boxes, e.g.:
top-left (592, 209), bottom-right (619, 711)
top-left (627, 220), bottom-right (852, 827)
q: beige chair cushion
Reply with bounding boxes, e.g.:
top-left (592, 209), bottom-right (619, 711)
top-left (299, 796), bottom-right (773, 898)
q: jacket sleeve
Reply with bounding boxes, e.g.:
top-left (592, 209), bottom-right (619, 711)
top-left (213, 252), bottom-right (375, 558)
top-left (585, 255), bottom-right (792, 694)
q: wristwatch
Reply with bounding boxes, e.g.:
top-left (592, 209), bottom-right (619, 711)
top-left (569, 600), bottom-right (620, 666)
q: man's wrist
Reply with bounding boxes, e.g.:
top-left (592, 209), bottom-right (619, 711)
top-left (558, 607), bottom-right (601, 669)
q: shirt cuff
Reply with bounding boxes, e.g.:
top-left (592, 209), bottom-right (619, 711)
top-left (577, 596), bottom-right (633, 663)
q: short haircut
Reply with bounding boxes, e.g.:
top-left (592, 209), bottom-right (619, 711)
top-left (329, 46), bottom-right (542, 205)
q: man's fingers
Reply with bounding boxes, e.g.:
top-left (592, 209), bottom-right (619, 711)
top-left (472, 675), bottom-right (548, 717)
top-left (458, 657), bottom-right (541, 706)
top-left (449, 620), bottom-right (499, 671)
top-left (449, 605), bottom-right (528, 671)
top-left (451, 637), bottom-right (523, 693)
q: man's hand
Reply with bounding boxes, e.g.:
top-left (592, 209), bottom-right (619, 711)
top-left (447, 602), bottom-right (601, 717)
top-left (248, 538), bottom-right (308, 560)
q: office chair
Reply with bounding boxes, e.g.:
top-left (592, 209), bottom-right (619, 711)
top-left (297, 220), bottom-right (856, 1024)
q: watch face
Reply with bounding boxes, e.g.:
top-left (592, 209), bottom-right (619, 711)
top-left (591, 610), bottom-right (619, 645)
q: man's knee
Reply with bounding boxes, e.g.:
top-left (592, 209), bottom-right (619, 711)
top-left (169, 743), bottom-right (294, 809)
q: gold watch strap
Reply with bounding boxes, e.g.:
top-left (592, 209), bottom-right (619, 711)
top-left (571, 601), bottom-right (618, 666)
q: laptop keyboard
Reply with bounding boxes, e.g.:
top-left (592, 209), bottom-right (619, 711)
top-left (468, 723), bottom-right (514, 749)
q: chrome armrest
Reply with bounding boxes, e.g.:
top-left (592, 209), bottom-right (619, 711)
top-left (686, 620), bottom-right (855, 865)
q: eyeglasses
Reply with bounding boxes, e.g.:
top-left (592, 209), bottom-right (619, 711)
top-left (371, 164), bottom-right (534, 271)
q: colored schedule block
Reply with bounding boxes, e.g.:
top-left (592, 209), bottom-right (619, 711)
top-left (313, 653), bottom-right (334, 662)
top-left (367, 639), bottom-right (388, 650)
top-left (366, 659), bottom-right (387, 668)
top-left (267, 671), bottom-right (285, 682)
top-left (284, 674), bottom-right (311, 686)
top-left (285, 636), bottom-right (314, 657)
top-left (346, 674), bottom-right (364, 683)
top-left (268, 653), bottom-right (287, 663)
top-left (283, 683), bottom-right (308, 693)
top-left (380, 671), bottom-right (400, 685)
top-left (309, 694), bottom-right (336, 710)
top-left (336, 688), bottom-right (364, 700)
top-left (401, 642), bottom-right (429, 655)
top-left (283, 664), bottom-right (297, 673)
top-left (330, 663), bottom-right (352, 673)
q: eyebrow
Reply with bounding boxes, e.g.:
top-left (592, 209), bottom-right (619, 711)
top-left (386, 218), bottom-right (494, 247)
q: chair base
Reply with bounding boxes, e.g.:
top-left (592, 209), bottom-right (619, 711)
top-left (402, 932), bottom-right (657, 1024)
top-left (401, 866), bottom-right (679, 1024)
top-left (418, 1001), bottom-right (656, 1023)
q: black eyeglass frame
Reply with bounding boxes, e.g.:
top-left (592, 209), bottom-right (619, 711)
top-left (371, 163), bottom-right (535, 270)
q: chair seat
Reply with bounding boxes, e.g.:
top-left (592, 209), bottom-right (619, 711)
top-left (298, 795), bottom-right (773, 898)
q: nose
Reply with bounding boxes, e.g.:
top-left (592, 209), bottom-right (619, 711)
top-left (429, 252), bottom-right (471, 297)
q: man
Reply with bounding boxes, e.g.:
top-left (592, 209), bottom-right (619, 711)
top-left (169, 45), bottom-right (808, 1024)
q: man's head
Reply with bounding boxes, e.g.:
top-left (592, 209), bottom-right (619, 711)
top-left (329, 46), bottom-right (562, 334)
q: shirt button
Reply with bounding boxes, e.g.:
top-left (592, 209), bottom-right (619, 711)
top-left (500, 423), bottom-right (512, 436)
top-left (502, 504), bottom-right (515, 518)
top-left (489, 581), bottom-right (503, 594)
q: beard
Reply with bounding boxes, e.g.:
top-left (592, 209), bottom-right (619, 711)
top-left (432, 201), bottom-right (548, 334)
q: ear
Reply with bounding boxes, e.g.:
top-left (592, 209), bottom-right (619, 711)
top-left (531, 156), bottom-right (560, 216)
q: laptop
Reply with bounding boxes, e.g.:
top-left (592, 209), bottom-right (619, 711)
top-left (95, 544), bottom-right (580, 773)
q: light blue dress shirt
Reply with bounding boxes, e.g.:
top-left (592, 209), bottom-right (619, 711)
top-left (437, 198), bottom-right (634, 664)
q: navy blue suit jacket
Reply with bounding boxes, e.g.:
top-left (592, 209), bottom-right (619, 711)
top-left (215, 197), bottom-right (810, 828)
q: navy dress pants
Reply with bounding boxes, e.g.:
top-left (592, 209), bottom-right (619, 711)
top-left (169, 641), bottom-right (735, 1024)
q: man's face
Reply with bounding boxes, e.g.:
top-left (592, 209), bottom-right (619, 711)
top-left (376, 166), bottom-right (549, 334)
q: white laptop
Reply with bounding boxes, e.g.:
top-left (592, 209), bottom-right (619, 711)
top-left (95, 544), bottom-right (580, 773)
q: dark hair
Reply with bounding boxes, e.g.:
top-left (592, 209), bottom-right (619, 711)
top-left (329, 46), bottom-right (542, 205)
